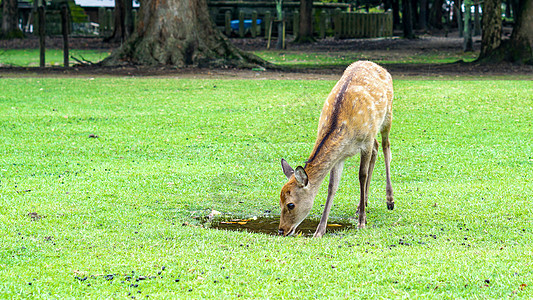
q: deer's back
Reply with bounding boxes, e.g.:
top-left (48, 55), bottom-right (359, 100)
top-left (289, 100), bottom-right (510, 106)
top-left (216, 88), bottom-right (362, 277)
top-left (308, 61), bottom-right (393, 163)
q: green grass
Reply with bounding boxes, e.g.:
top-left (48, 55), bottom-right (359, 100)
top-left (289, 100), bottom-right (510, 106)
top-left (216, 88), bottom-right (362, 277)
top-left (1, 77), bottom-right (532, 298)
top-left (0, 47), bottom-right (478, 68)
top-left (254, 50), bottom-right (479, 67)
top-left (0, 49), bottom-right (111, 67)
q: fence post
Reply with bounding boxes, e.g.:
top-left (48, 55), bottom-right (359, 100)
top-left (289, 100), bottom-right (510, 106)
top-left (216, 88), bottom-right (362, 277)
top-left (98, 7), bottom-right (105, 36)
top-left (251, 10), bottom-right (258, 38)
top-left (106, 9), bottom-right (113, 36)
top-left (61, 4), bottom-right (69, 67)
top-left (365, 14), bottom-right (371, 37)
top-left (293, 10), bottom-right (299, 39)
top-left (350, 12), bottom-right (355, 37)
top-left (319, 9), bottom-right (326, 39)
top-left (38, 6), bottom-right (45, 68)
top-left (370, 14), bottom-right (375, 37)
top-left (264, 11), bottom-right (271, 39)
top-left (225, 10), bottom-right (231, 36)
top-left (387, 11), bottom-right (394, 36)
top-left (333, 8), bottom-right (341, 39)
top-left (342, 12), bottom-right (348, 38)
top-left (239, 10), bottom-right (245, 38)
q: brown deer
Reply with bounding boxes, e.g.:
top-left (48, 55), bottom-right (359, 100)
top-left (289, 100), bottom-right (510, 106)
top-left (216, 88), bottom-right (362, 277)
top-left (278, 61), bottom-right (394, 237)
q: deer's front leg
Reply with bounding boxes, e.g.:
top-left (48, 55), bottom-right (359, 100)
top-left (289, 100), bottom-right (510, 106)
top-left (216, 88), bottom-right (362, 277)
top-left (381, 132), bottom-right (394, 210)
top-left (314, 160), bottom-right (345, 238)
top-left (358, 148), bottom-right (373, 229)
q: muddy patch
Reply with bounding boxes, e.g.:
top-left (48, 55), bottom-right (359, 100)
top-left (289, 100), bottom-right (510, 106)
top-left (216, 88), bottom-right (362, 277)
top-left (208, 216), bottom-right (354, 236)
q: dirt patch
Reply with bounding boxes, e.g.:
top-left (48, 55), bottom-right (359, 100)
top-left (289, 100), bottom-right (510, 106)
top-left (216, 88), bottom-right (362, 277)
top-left (1, 35), bottom-right (532, 78)
top-left (27, 212), bottom-right (44, 221)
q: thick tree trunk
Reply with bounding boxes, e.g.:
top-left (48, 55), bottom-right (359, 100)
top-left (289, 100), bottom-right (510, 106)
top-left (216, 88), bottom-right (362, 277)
top-left (478, 0), bottom-right (532, 63)
top-left (505, 0), bottom-right (533, 62)
top-left (1, 0), bottom-right (23, 39)
top-left (102, 0), bottom-right (267, 68)
top-left (295, 0), bottom-right (314, 43)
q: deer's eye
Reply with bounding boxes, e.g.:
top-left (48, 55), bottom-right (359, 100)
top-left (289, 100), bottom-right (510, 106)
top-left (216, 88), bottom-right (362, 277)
top-left (287, 203), bottom-right (295, 210)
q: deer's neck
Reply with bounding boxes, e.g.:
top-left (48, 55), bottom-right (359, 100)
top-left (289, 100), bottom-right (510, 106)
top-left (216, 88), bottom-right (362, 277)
top-left (304, 157), bottom-right (339, 193)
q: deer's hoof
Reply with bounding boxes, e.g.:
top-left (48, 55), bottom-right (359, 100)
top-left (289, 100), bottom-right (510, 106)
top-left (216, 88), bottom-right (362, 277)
top-left (357, 223), bottom-right (366, 230)
top-left (387, 202), bottom-right (394, 210)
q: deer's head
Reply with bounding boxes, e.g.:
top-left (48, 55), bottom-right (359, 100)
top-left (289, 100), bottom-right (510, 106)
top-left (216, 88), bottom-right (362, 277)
top-left (278, 159), bottom-right (314, 236)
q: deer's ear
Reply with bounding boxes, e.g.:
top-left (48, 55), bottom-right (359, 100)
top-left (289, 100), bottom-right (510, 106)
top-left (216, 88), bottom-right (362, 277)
top-left (281, 158), bottom-right (294, 179)
top-left (294, 166), bottom-right (308, 187)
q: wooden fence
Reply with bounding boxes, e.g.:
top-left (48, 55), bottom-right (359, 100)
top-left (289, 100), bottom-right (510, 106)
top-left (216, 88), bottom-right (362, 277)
top-left (223, 9), bottom-right (393, 39)
top-left (334, 11), bottom-right (393, 38)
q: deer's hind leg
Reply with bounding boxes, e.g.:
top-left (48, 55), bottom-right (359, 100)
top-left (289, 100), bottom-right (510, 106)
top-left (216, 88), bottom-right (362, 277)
top-left (363, 138), bottom-right (379, 207)
top-left (357, 142), bottom-right (374, 229)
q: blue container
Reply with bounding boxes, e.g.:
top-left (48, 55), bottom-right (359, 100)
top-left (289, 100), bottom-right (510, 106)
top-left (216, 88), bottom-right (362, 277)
top-left (230, 19), bottom-right (262, 30)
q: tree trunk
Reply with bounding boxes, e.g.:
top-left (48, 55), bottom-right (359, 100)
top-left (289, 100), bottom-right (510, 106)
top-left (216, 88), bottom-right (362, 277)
top-left (506, 0), bottom-right (533, 62)
top-left (392, 0), bottom-right (401, 28)
top-left (411, 0), bottom-right (420, 29)
top-left (479, 0), bottom-right (502, 58)
top-left (463, 0), bottom-right (473, 51)
top-left (105, 0), bottom-right (134, 43)
top-left (295, 0), bottom-right (314, 43)
top-left (1, 0), bottom-right (23, 39)
top-left (429, 0), bottom-right (444, 29)
top-left (403, 0), bottom-right (415, 38)
top-left (102, 0), bottom-right (268, 68)
top-left (419, 0), bottom-right (428, 31)
top-left (478, 0), bottom-right (532, 63)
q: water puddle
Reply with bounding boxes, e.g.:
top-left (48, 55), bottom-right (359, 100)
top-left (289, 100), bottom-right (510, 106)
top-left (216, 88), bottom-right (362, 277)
top-left (208, 216), bottom-right (354, 236)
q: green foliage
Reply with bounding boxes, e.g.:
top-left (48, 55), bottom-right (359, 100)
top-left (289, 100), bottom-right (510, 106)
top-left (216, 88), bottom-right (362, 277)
top-left (0, 77), bottom-right (532, 298)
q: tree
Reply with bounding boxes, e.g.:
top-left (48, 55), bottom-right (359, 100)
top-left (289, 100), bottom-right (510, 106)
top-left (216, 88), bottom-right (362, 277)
top-left (429, 0), bottom-right (444, 29)
top-left (104, 0), bottom-right (134, 43)
top-left (479, 0), bottom-right (502, 57)
top-left (102, 0), bottom-right (267, 68)
top-left (1, 0), bottom-right (23, 39)
top-left (403, 0), bottom-right (415, 38)
top-left (295, 0), bottom-right (314, 43)
top-left (419, 0), bottom-right (428, 30)
top-left (463, 0), bottom-right (474, 51)
top-left (478, 0), bottom-right (533, 63)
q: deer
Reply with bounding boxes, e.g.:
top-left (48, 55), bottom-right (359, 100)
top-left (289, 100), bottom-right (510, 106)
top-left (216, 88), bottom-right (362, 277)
top-left (278, 61), bottom-right (395, 238)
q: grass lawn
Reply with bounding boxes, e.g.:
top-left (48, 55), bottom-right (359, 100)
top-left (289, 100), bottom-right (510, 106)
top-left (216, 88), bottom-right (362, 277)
top-left (0, 49), bottom-right (111, 67)
top-left (1, 77), bottom-right (532, 298)
top-left (0, 47), bottom-right (478, 68)
top-left (254, 50), bottom-right (479, 67)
